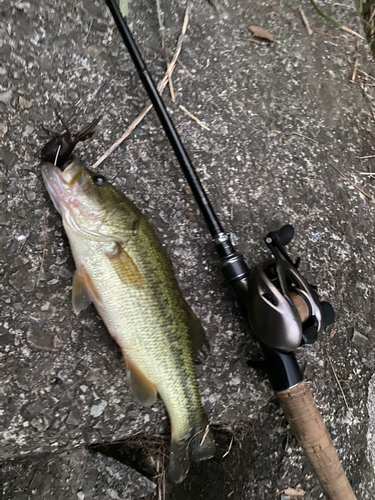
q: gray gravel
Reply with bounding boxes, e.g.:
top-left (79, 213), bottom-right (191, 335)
top-left (1, 0), bottom-right (375, 498)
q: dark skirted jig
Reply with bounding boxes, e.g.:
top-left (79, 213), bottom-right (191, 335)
top-left (41, 113), bottom-right (102, 167)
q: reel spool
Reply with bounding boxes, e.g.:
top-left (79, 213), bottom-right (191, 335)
top-left (246, 225), bottom-right (335, 352)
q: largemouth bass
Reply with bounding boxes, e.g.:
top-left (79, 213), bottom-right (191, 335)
top-left (41, 159), bottom-right (215, 483)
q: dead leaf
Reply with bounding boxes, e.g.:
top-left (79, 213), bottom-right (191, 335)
top-left (330, 329), bottom-right (337, 338)
top-left (284, 486), bottom-right (305, 498)
top-left (249, 25), bottom-right (274, 42)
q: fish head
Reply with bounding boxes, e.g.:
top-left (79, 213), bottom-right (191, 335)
top-left (41, 159), bottom-right (130, 240)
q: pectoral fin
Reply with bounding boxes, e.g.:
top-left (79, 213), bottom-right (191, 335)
top-left (106, 243), bottom-right (145, 290)
top-left (72, 270), bottom-right (92, 315)
top-left (125, 358), bottom-right (157, 407)
top-left (186, 304), bottom-right (210, 363)
top-left (72, 267), bottom-right (102, 314)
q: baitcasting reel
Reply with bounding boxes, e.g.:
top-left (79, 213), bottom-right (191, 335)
top-left (246, 225), bottom-right (335, 352)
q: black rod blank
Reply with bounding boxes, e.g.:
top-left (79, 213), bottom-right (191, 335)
top-left (105, 0), bottom-right (224, 239)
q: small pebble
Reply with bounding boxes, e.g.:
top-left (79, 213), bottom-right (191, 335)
top-left (23, 125), bottom-right (34, 137)
top-left (66, 407), bottom-right (81, 426)
top-left (0, 89), bottom-right (13, 104)
top-left (26, 191), bottom-right (36, 201)
top-left (90, 400), bottom-right (108, 417)
top-left (352, 329), bottom-right (369, 348)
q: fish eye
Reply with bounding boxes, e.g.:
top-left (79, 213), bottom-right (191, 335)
top-left (93, 174), bottom-right (106, 186)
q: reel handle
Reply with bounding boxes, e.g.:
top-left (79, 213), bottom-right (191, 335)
top-left (266, 224), bottom-right (294, 247)
top-left (277, 381), bottom-right (356, 500)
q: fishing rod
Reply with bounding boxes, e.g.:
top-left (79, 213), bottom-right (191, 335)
top-left (104, 1), bottom-right (356, 498)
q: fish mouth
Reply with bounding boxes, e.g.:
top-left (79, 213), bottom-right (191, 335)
top-left (42, 160), bottom-right (106, 240)
top-left (41, 160), bottom-right (84, 216)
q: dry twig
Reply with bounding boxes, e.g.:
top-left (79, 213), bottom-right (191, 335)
top-left (179, 105), bottom-right (210, 131)
top-left (91, 9), bottom-right (190, 169)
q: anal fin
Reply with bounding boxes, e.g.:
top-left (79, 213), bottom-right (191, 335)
top-left (186, 303), bottom-right (210, 363)
top-left (125, 358), bottom-right (157, 407)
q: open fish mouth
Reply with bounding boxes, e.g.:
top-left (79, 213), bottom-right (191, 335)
top-left (41, 160), bottom-right (107, 240)
top-left (41, 160), bottom-right (84, 216)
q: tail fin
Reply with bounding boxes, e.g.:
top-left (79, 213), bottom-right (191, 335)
top-left (189, 424), bottom-right (216, 463)
top-left (167, 420), bottom-right (216, 483)
top-left (168, 439), bottom-right (190, 484)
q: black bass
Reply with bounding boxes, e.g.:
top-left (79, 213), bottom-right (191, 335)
top-left (41, 159), bottom-right (215, 483)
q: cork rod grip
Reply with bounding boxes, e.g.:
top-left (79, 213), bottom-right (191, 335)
top-left (277, 380), bottom-right (356, 500)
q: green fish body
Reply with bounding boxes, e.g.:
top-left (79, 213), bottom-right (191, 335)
top-left (41, 160), bottom-right (215, 483)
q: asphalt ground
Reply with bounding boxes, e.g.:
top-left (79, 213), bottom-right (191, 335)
top-left (1, 0), bottom-right (375, 498)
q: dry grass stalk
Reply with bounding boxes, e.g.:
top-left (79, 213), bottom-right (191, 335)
top-left (222, 435), bottom-right (234, 458)
top-left (340, 25), bottom-right (365, 40)
top-left (200, 424), bottom-right (210, 446)
top-left (328, 355), bottom-right (351, 412)
top-left (36, 208), bottom-right (49, 287)
top-left (91, 9), bottom-right (190, 169)
top-left (299, 7), bottom-right (313, 35)
top-left (292, 131), bottom-right (317, 143)
top-left (167, 59), bottom-right (176, 102)
top-left (264, 0), bottom-right (291, 24)
top-left (329, 163), bottom-right (375, 202)
top-left (179, 105), bottom-right (211, 131)
top-left (351, 59), bottom-right (358, 83)
top-left (84, 20), bottom-right (93, 42)
top-left (166, 46), bottom-right (194, 78)
top-left (357, 69), bottom-right (375, 83)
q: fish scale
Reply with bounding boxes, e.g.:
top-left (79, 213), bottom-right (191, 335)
top-left (41, 159), bottom-right (215, 483)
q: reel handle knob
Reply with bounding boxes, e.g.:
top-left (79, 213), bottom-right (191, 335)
top-left (266, 224), bottom-right (294, 247)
